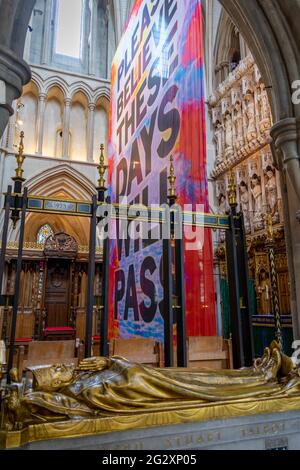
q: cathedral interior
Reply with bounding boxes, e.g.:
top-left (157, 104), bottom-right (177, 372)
top-left (0, 0), bottom-right (300, 452)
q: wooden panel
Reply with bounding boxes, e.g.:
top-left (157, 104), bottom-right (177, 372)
top-left (75, 309), bottom-right (85, 341)
top-left (45, 261), bottom-right (70, 327)
top-left (187, 336), bottom-right (231, 370)
top-left (27, 340), bottom-right (75, 361)
top-left (23, 357), bottom-right (78, 368)
top-left (15, 309), bottom-right (35, 339)
top-left (2, 308), bottom-right (34, 340)
top-left (277, 272), bottom-right (291, 315)
top-left (17, 340), bottom-right (79, 381)
top-left (110, 338), bottom-right (162, 367)
top-left (75, 308), bottom-right (99, 341)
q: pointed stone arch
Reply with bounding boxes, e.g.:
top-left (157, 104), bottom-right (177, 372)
top-left (25, 164), bottom-right (96, 200)
top-left (16, 164), bottom-right (97, 245)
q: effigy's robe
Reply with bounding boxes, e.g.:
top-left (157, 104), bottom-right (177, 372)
top-left (16, 343), bottom-right (300, 424)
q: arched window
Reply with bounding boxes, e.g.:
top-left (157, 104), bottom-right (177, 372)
top-left (37, 224), bottom-right (54, 245)
top-left (55, 0), bottom-right (83, 58)
top-left (230, 50), bottom-right (241, 72)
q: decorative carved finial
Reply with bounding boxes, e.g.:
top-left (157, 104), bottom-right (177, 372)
top-left (228, 172), bottom-right (236, 206)
top-left (97, 144), bottom-right (106, 190)
top-left (168, 155), bottom-right (177, 200)
top-left (13, 132), bottom-right (26, 182)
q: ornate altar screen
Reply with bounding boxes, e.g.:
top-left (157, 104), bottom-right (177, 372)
top-left (108, 0), bottom-right (216, 341)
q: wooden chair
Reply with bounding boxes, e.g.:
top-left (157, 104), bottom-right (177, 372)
top-left (110, 338), bottom-right (163, 367)
top-left (187, 336), bottom-right (233, 370)
top-left (17, 340), bottom-right (84, 381)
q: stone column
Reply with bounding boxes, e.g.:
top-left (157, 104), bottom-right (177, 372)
top-left (35, 93), bottom-right (47, 154)
top-left (89, 0), bottom-right (98, 76)
top-left (87, 102), bottom-right (95, 162)
top-left (41, 0), bottom-right (52, 65)
top-left (7, 101), bottom-right (17, 149)
top-left (271, 118), bottom-right (300, 340)
top-left (62, 98), bottom-right (72, 159)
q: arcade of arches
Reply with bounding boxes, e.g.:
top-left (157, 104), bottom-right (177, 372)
top-left (0, 0), bottom-right (300, 359)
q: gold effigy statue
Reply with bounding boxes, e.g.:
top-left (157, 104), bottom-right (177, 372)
top-left (1, 341), bottom-right (300, 433)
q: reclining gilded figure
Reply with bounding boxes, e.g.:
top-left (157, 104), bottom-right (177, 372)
top-left (1, 341), bottom-right (300, 431)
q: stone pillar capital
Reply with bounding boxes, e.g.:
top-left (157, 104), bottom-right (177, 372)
top-left (38, 93), bottom-right (47, 102)
top-left (0, 45), bottom-right (31, 137)
top-left (271, 118), bottom-right (299, 164)
top-left (64, 98), bottom-right (72, 107)
top-left (88, 102), bottom-right (96, 111)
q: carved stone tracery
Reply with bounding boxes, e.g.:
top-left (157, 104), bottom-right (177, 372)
top-left (211, 54), bottom-right (290, 318)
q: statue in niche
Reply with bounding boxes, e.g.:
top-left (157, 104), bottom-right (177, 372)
top-left (234, 105), bottom-right (244, 149)
top-left (265, 166), bottom-right (279, 222)
top-left (251, 174), bottom-right (264, 230)
top-left (218, 193), bottom-right (227, 215)
top-left (257, 268), bottom-right (272, 315)
top-left (224, 114), bottom-right (233, 152)
top-left (215, 123), bottom-right (224, 164)
top-left (239, 181), bottom-right (251, 234)
top-left (245, 94), bottom-right (256, 140)
top-left (260, 89), bottom-right (271, 122)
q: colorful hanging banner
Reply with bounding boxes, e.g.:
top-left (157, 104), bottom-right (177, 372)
top-left (108, 0), bottom-right (216, 342)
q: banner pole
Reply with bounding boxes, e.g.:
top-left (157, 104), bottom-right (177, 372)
top-left (97, 144), bottom-right (109, 357)
top-left (225, 173), bottom-right (245, 368)
top-left (85, 195), bottom-right (97, 358)
top-left (7, 188), bottom-right (27, 380)
top-left (168, 156), bottom-right (187, 367)
top-left (0, 186), bottom-right (12, 294)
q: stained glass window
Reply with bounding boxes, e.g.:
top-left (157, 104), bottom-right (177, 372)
top-left (37, 224), bottom-right (54, 245)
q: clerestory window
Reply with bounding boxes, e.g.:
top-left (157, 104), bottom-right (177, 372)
top-left (55, 0), bottom-right (83, 58)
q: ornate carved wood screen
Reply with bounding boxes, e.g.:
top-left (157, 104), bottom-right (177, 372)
top-left (43, 233), bottom-right (78, 328)
top-left (44, 232), bottom-right (78, 259)
top-left (45, 260), bottom-right (70, 327)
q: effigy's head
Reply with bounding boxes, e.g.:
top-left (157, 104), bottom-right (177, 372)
top-left (31, 364), bottom-right (76, 392)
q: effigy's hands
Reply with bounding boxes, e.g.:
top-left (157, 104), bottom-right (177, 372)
top-left (76, 357), bottom-right (110, 372)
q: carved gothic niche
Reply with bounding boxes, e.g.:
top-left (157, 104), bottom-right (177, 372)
top-left (248, 158), bottom-right (260, 178)
top-left (258, 87), bottom-right (271, 131)
top-left (242, 74), bottom-right (254, 96)
top-left (231, 87), bottom-right (241, 108)
top-left (261, 149), bottom-right (274, 171)
top-left (221, 97), bottom-right (231, 116)
top-left (236, 167), bottom-right (246, 184)
top-left (216, 183), bottom-right (227, 216)
top-left (216, 180), bottom-right (226, 198)
top-left (253, 64), bottom-right (262, 84)
top-left (264, 164), bottom-right (279, 223)
top-left (212, 106), bottom-right (222, 126)
top-left (44, 232), bottom-right (78, 259)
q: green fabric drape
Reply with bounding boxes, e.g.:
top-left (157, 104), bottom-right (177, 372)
top-left (220, 278), bottom-right (231, 339)
top-left (248, 279), bottom-right (257, 317)
top-left (220, 279), bottom-right (257, 339)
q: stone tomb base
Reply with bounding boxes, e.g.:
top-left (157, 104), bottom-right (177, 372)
top-left (2, 395), bottom-right (300, 450)
top-left (7, 410), bottom-right (300, 450)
